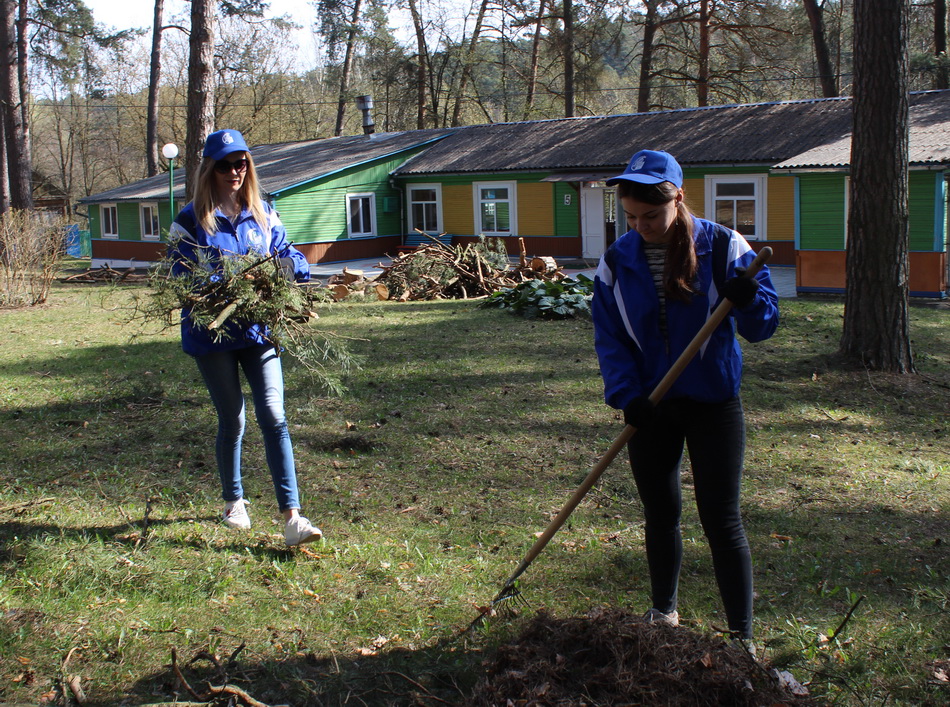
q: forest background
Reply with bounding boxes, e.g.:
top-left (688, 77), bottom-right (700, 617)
top-left (19, 0), bottom-right (950, 216)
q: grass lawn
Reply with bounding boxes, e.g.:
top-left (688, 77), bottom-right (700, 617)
top-left (0, 278), bottom-right (948, 706)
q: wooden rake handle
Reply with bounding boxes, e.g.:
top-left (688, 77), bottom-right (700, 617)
top-left (493, 246), bottom-right (773, 599)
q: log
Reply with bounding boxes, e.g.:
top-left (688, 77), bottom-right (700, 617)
top-left (530, 256), bottom-right (558, 273)
top-left (373, 283), bottom-right (390, 300)
top-left (330, 284), bottom-right (351, 301)
top-left (519, 238), bottom-right (528, 268)
top-left (341, 268), bottom-right (364, 285)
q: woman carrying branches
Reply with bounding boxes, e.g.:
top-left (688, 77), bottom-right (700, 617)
top-left (168, 129), bottom-right (322, 547)
top-left (592, 150), bottom-right (779, 643)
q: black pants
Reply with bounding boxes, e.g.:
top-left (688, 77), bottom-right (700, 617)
top-left (627, 396), bottom-right (752, 638)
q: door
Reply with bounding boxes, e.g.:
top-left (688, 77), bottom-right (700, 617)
top-left (582, 184), bottom-right (613, 259)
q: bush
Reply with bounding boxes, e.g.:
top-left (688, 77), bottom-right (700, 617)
top-left (480, 274), bottom-right (594, 319)
top-left (0, 209), bottom-right (69, 307)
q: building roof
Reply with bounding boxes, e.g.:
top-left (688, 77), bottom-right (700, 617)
top-left (773, 91), bottom-right (950, 170)
top-left (79, 129), bottom-right (454, 204)
top-left (80, 90), bottom-right (950, 204)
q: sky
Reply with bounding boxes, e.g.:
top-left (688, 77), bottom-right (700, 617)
top-left (81, 0), bottom-right (419, 70)
top-left (82, 0), bottom-right (326, 69)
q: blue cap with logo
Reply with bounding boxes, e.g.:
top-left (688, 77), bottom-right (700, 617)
top-left (606, 149), bottom-right (683, 188)
top-left (203, 129), bottom-right (250, 161)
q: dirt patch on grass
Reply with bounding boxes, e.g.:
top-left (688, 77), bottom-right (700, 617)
top-left (470, 607), bottom-right (815, 706)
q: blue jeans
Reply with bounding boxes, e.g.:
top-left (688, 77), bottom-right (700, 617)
top-left (627, 396), bottom-right (752, 638)
top-left (194, 344), bottom-right (300, 512)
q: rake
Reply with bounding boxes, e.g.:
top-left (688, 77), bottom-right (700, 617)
top-left (467, 246), bottom-right (773, 632)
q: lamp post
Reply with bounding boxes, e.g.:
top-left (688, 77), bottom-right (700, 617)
top-left (161, 143), bottom-right (179, 225)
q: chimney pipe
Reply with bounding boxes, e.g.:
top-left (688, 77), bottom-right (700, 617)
top-left (355, 94), bottom-right (376, 135)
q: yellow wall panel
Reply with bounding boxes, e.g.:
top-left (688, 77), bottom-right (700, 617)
top-left (767, 176), bottom-right (795, 241)
top-left (683, 178), bottom-right (705, 218)
top-left (517, 182), bottom-right (554, 236)
top-left (442, 185), bottom-right (473, 234)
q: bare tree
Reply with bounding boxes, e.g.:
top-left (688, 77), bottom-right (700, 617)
top-left (841, 0), bottom-right (914, 372)
top-left (0, 0), bottom-right (30, 211)
top-left (450, 0), bottom-right (491, 127)
top-left (185, 0), bottom-right (217, 200)
top-left (406, 0), bottom-right (429, 129)
top-left (146, 0), bottom-right (164, 176)
top-left (802, 0), bottom-right (838, 97)
top-left (935, 0), bottom-right (948, 89)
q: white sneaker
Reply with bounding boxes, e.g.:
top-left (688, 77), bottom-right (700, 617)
top-left (284, 515), bottom-right (323, 546)
top-left (223, 498), bottom-right (251, 529)
top-left (643, 608), bottom-right (679, 627)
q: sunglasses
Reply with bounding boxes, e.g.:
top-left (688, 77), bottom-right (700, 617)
top-left (214, 157), bottom-right (249, 174)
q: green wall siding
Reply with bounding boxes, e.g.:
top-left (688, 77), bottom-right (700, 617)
top-left (274, 150), bottom-right (427, 243)
top-left (798, 174), bottom-right (847, 250)
top-left (908, 171), bottom-right (939, 250)
top-left (87, 201), bottom-right (172, 240)
top-left (798, 171), bottom-right (945, 252)
top-left (553, 182), bottom-right (580, 237)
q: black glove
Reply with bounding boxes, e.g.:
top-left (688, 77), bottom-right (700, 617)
top-left (623, 396), bottom-right (656, 429)
top-left (721, 267), bottom-right (759, 308)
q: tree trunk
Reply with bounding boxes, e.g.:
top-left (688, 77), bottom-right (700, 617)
top-left (802, 0), bottom-right (838, 97)
top-left (638, 1), bottom-right (658, 113)
top-left (935, 0), bottom-right (948, 89)
top-left (0, 118), bottom-right (8, 212)
top-left (563, 0), bottom-right (575, 117)
top-left (697, 0), bottom-right (709, 106)
top-left (450, 0), bottom-right (489, 127)
top-left (146, 0), bottom-right (164, 177)
top-left (15, 0), bottom-right (28, 176)
top-left (333, 0), bottom-right (362, 136)
top-left (840, 0), bottom-right (914, 373)
top-left (407, 0), bottom-right (427, 130)
top-left (185, 0), bottom-right (216, 200)
top-left (523, 0), bottom-right (546, 120)
top-left (0, 0), bottom-right (30, 211)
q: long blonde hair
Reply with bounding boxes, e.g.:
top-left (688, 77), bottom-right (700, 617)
top-left (192, 152), bottom-right (269, 236)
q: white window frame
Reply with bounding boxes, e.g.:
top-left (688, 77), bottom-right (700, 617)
top-left (704, 174), bottom-right (767, 240)
top-left (347, 192), bottom-right (377, 238)
top-left (408, 183), bottom-right (443, 234)
top-left (101, 203), bottom-right (119, 239)
top-left (473, 181), bottom-right (517, 236)
top-left (140, 202), bottom-right (161, 241)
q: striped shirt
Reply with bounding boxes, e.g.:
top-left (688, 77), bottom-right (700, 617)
top-left (644, 242), bottom-right (668, 339)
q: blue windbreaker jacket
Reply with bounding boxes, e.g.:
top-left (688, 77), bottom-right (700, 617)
top-left (592, 217), bottom-right (779, 409)
top-left (168, 201), bottom-right (310, 357)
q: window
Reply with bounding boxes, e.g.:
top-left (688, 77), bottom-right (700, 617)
top-left (409, 184), bottom-right (442, 233)
top-left (140, 203), bottom-right (160, 241)
top-left (101, 204), bottom-right (118, 239)
top-left (704, 175), bottom-right (767, 240)
top-left (474, 181), bottom-right (517, 236)
top-left (347, 193), bottom-right (376, 237)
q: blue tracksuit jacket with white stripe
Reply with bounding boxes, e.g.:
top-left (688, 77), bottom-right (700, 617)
top-left (592, 217), bottom-right (779, 410)
top-left (167, 201), bottom-right (310, 357)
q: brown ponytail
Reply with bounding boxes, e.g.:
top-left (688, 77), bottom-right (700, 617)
top-left (616, 180), bottom-right (697, 302)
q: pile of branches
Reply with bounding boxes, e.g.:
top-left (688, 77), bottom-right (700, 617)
top-left (131, 249), bottom-right (356, 394)
top-left (372, 235), bottom-right (565, 301)
top-left (60, 264), bottom-right (150, 284)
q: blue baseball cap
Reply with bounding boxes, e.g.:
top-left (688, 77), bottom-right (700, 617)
top-left (203, 129), bottom-right (250, 161)
top-left (606, 149), bottom-right (683, 188)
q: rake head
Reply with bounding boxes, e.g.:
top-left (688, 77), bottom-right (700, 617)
top-left (464, 582), bottom-right (530, 634)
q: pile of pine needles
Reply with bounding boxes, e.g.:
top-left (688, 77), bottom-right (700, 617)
top-left (470, 607), bottom-right (814, 706)
top-left (129, 249), bottom-right (358, 394)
